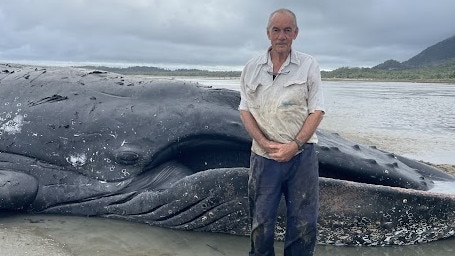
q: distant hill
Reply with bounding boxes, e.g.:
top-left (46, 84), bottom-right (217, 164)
top-left (402, 35), bottom-right (455, 68)
top-left (372, 59), bottom-right (403, 70)
top-left (323, 34), bottom-right (455, 82)
top-left (373, 35), bottom-right (455, 70)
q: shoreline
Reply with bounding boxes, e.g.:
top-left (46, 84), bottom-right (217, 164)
top-left (141, 75), bottom-right (455, 85)
top-left (321, 77), bottom-right (455, 84)
top-left (3, 62), bottom-right (455, 84)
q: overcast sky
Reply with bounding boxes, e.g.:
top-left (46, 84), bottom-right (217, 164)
top-left (1, 0), bottom-right (454, 71)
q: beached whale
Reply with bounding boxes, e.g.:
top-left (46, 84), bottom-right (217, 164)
top-left (1, 63), bottom-right (454, 246)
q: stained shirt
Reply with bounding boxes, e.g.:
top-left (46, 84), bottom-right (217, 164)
top-left (238, 48), bottom-right (325, 158)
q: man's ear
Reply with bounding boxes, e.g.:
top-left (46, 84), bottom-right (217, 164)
top-left (293, 27), bottom-right (299, 39)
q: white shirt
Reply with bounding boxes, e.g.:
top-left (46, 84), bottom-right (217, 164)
top-left (239, 48), bottom-right (325, 158)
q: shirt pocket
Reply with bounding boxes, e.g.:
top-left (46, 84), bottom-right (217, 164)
top-left (245, 82), bottom-right (259, 93)
top-left (245, 80), bottom-right (266, 109)
top-left (278, 80), bottom-right (308, 109)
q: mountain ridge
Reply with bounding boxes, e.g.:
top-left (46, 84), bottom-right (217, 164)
top-left (373, 35), bottom-right (455, 70)
top-left (322, 34), bottom-right (455, 82)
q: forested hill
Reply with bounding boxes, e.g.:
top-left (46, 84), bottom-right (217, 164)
top-left (322, 34), bottom-right (455, 82)
top-left (402, 35), bottom-right (455, 68)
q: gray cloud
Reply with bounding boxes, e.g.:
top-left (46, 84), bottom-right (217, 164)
top-left (1, 0), bottom-right (454, 70)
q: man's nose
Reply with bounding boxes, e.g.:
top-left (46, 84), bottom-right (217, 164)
top-left (278, 31), bottom-right (288, 39)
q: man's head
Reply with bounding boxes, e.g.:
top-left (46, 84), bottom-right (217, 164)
top-left (267, 9), bottom-right (299, 55)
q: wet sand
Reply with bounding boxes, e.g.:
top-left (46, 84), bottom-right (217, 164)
top-left (431, 163), bottom-right (455, 176)
top-left (2, 212), bottom-right (455, 256)
top-left (0, 212), bottom-right (259, 256)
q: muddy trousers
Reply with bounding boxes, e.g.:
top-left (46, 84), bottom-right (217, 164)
top-left (248, 144), bottom-right (319, 256)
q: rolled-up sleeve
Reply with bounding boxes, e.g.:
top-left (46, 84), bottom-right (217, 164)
top-left (307, 58), bottom-right (325, 114)
top-left (238, 68), bottom-right (250, 111)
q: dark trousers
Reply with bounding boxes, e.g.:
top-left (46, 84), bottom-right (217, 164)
top-left (248, 144), bottom-right (319, 256)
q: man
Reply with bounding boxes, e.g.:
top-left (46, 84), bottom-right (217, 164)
top-left (238, 8), bottom-right (325, 256)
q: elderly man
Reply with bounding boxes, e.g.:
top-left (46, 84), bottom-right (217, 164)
top-left (239, 8), bottom-right (325, 256)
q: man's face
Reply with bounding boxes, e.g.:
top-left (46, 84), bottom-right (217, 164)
top-left (267, 12), bottom-right (298, 55)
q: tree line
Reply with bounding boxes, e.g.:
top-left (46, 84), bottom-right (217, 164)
top-left (80, 59), bottom-right (455, 83)
top-left (321, 59), bottom-right (455, 83)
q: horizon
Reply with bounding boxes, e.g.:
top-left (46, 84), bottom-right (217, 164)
top-left (1, 60), bottom-right (246, 72)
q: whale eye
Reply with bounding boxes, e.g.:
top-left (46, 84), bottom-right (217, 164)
top-left (115, 151), bottom-right (140, 165)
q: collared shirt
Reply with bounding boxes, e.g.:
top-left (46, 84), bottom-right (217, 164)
top-left (239, 48), bottom-right (325, 158)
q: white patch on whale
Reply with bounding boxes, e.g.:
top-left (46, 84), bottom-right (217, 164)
top-left (0, 114), bottom-right (25, 135)
top-left (66, 153), bottom-right (88, 167)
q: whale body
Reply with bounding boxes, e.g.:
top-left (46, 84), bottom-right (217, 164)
top-left (1, 63), bottom-right (455, 246)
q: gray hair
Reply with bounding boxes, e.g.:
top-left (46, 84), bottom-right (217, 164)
top-left (267, 8), bottom-right (298, 29)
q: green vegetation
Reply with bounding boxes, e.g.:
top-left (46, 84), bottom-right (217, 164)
top-left (322, 35), bottom-right (455, 83)
top-left (80, 60), bottom-right (455, 83)
top-left (321, 58), bottom-right (455, 83)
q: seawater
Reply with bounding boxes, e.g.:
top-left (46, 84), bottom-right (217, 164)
top-left (181, 77), bottom-right (455, 165)
top-left (320, 81), bottom-right (455, 165)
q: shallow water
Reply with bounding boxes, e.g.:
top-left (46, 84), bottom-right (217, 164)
top-left (320, 81), bottom-right (455, 165)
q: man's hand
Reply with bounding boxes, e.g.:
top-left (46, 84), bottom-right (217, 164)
top-left (264, 141), bottom-right (299, 162)
top-left (239, 110), bottom-right (303, 162)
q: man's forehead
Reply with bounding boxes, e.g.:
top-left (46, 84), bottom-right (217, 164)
top-left (269, 13), bottom-right (296, 27)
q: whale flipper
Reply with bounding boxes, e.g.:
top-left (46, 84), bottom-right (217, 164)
top-left (0, 170), bottom-right (39, 210)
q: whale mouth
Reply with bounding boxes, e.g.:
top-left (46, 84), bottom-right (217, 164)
top-left (148, 134), bottom-right (252, 174)
top-left (118, 134), bottom-right (251, 193)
